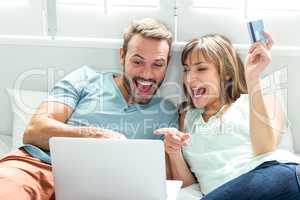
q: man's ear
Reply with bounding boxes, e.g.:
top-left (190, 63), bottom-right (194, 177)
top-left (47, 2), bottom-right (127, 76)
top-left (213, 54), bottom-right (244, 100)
top-left (119, 48), bottom-right (125, 65)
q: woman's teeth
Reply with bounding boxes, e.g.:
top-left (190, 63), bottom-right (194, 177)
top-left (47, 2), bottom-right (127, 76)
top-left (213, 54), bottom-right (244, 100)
top-left (192, 87), bottom-right (206, 98)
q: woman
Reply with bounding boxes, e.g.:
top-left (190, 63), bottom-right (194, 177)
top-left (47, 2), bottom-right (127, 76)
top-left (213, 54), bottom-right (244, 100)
top-left (155, 33), bottom-right (300, 199)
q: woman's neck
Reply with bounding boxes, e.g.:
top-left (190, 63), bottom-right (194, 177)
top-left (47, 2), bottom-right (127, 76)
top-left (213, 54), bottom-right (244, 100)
top-left (202, 100), bottom-right (226, 122)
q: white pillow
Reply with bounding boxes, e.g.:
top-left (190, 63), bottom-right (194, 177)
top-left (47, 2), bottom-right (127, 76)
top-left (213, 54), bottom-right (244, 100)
top-left (0, 135), bottom-right (12, 158)
top-left (6, 89), bottom-right (47, 149)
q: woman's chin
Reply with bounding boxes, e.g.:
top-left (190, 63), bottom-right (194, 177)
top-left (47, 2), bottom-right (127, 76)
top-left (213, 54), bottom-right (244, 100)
top-left (192, 99), bottom-right (206, 109)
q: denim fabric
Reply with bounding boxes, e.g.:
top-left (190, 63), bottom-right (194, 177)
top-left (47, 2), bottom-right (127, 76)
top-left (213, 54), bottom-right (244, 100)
top-left (296, 165), bottom-right (300, 189)
top-left (201, 161), bottom-right (300, 200)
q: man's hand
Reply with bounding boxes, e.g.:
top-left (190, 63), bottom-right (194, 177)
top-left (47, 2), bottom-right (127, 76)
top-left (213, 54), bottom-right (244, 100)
top-left (154, 128), bottom-right (190, 156)
top-left (83, 127), bottom-right (127, 140)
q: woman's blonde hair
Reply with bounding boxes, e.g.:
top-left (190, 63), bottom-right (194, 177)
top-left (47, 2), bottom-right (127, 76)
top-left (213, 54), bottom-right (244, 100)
top-left (181, 34), bottom-right (248, 108)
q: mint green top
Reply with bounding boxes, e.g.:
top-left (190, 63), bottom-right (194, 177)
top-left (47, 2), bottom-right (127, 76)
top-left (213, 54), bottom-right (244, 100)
top-left (182, 94), bottom-right (300, 195)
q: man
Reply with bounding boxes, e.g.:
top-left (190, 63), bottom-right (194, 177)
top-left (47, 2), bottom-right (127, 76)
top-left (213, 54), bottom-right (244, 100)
top-left (0, 18), bottom-right (178, 199)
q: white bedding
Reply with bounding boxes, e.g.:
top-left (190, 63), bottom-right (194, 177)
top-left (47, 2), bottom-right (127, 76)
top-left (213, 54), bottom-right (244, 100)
top-left (177, 184), bottom-right (203, 200)
top-left (0, 134), bottom-right (12, 158)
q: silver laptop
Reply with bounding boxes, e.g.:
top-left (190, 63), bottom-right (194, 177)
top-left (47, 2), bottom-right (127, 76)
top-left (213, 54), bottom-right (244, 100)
top-left (50, 137), bottom-right (182, 200)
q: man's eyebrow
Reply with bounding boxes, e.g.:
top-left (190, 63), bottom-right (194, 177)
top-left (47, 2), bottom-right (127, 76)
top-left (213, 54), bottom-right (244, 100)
top-left (131, 54), bottom-right (144, 59)
top-left (154, 58), bottom-right (166, 63)
top-left (131, 55), bottom-right (166, 63)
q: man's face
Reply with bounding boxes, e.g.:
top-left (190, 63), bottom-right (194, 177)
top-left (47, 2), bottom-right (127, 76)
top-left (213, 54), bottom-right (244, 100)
top-left (120, 34), bottom-right (170, 104)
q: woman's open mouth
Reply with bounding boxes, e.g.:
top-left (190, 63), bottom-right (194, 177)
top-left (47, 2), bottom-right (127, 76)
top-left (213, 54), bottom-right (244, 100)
top-left (191, 87), bottom-right (206, 98)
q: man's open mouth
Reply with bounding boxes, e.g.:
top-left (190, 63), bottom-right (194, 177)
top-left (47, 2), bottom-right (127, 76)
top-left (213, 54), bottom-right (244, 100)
top-left (134, 79), bottom-right (155, 95)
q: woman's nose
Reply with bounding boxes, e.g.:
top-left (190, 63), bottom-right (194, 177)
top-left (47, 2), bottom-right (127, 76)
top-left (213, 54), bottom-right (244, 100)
top-left (185, 71), bottom-right (199, 84)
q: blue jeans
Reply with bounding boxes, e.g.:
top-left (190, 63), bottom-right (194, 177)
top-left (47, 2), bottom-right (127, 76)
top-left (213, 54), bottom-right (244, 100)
top-left (201, 161), bottom-right (300, 200)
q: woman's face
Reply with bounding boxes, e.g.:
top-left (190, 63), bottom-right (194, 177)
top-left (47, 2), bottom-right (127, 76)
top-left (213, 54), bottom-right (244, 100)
top-left (183, 48), bottom-right (222, 111)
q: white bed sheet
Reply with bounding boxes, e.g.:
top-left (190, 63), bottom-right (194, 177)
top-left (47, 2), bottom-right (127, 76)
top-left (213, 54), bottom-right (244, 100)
top-left (177, 184), bottom-right (203, 200)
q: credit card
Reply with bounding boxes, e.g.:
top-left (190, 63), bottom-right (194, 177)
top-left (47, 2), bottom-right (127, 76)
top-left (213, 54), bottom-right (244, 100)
top-left (246, 19), bottom-right (267, 44)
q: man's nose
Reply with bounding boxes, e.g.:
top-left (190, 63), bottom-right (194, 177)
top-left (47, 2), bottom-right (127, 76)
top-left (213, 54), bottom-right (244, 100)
top-left (141, 65), bottom-right (155, 80)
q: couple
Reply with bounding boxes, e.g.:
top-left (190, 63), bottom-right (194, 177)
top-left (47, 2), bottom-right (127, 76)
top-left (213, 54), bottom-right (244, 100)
top-left (0, 18), bottom-right (299, 200)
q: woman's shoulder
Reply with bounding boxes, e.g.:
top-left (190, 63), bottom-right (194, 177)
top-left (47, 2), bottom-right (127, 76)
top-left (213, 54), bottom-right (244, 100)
top-left (235, 93), bottom-right (249, 104)
top-left (178, 102), bottom-right (203, 131)
top-left (179, 102), bottom-right (202, 118)
top-left (230, 94), bottom-right (249, 110)
top-left (222, 94), bottom-right (249, 120)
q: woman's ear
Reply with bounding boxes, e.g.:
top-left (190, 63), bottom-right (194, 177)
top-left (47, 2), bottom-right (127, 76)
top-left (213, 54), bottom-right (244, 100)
top-left (119, 48), bottom-right (125, 65)
top-left (225, 75), bottom-right (231, 81)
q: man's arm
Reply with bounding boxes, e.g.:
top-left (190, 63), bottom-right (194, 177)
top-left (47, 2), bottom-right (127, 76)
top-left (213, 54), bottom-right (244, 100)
top-left (23, 101), bottom-right (124, 151)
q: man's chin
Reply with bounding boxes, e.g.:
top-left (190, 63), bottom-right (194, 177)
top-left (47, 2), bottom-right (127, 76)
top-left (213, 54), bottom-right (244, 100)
top-left (133, 93), bottom-right (155, 104)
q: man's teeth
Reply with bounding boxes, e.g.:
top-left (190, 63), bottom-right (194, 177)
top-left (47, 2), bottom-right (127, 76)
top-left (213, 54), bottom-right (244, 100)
top-left (137, 80), bottom-right (153, 86)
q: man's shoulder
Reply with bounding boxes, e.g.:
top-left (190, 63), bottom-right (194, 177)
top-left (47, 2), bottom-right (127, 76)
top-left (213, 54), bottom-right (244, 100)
top-left (68, 66), bottom-right (120, 83)
top-left (150, 97), bottom-right (179, 127)
top-left (63, 66), bottom-right (99, 83)
top-left (75, 65), bottom-right (117, 78)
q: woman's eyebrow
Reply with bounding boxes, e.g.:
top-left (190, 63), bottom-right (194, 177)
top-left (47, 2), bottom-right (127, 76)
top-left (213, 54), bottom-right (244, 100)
top-left (191, 61), bottom-right (206, 66)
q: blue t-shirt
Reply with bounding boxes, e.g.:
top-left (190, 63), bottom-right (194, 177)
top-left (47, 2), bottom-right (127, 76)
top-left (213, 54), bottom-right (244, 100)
top-left (23, 66), bottom-right (178, 164)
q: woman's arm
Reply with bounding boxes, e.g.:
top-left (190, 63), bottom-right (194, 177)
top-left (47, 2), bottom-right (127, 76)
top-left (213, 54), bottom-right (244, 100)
top-left (168, 151), bottom-right (197, 187)
top-left (245, 33), bottom-right (283, 155)
top-left (247, 82), bottom-right (283, 155)
top-left (155, 111), bottom-right (197, 187)
top-left (165, 153), bottom-right (172, 179)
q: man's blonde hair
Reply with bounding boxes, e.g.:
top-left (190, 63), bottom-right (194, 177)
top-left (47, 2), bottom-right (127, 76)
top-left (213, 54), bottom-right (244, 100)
top-left (123, 18), bottom-right (173, 62)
